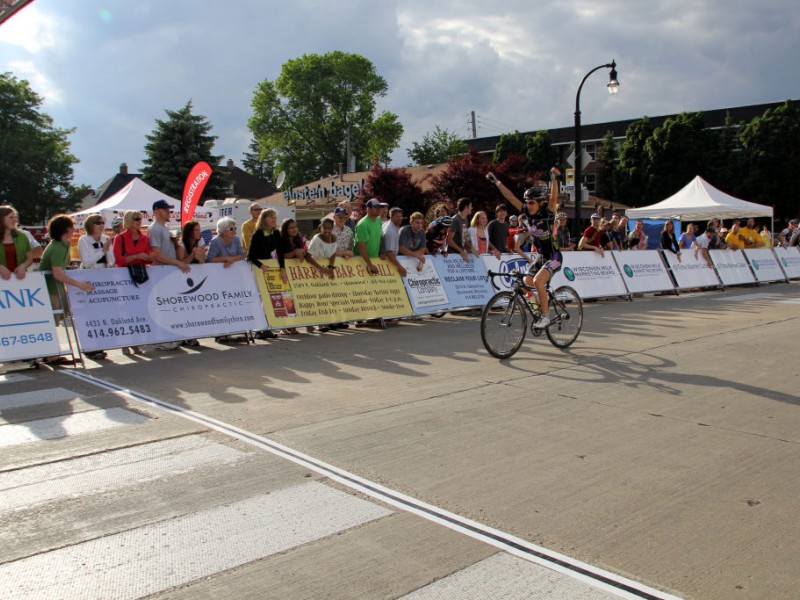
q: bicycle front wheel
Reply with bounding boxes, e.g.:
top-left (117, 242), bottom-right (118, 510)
top-left (481, 291), bottom-right (527, 359)
top-left (545, 286), bottom-right (583, 348)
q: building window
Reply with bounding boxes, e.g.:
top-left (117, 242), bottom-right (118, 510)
top-left (584, 173), bottom-right (596, 192)
top-left (585, 143), bottom-right (596, 161)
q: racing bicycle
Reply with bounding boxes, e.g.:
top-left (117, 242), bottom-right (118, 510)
top-left (481, 270), bottom-right (583, 358)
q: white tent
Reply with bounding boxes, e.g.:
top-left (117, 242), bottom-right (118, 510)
top-left (625, 176), bottom-right (773, 222)
top-left (70, 178), bottom-right (215, 229)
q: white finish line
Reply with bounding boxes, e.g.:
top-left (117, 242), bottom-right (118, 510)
top-left (0, 481), bottom-right (391, 600)
top-left (64, 370), bottom-right (682, 600)
top-left (0, 435), bottom-right (247, 511)
top-left (0, 407), bottom-right (148, 447)
top-left (0, 387), bottom-right (82, 410)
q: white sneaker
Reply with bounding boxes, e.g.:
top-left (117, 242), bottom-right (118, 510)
top-left (532, 315), bottom-right (550, 329)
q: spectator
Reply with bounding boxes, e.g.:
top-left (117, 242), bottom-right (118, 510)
top-left (487, 205), bottom-right (510, 254)
top-left (468, 210), bottom-right (501, 259)
top-left (446, 197), bottom-right (473, 261)
top-left (307, 217), bottom-right (338, 279)
top-left (760, 224), bottom-right (773, 248)
top-left (110, 216), bottom-right (124, 239)
top-left (436, 204), bottom-right (450, 219)
top-left (177, 220), bottom-right (207, 265)
top-left (246, 208), bottom-right (285, 340)
top-left (725, 223), bottom-right (746, 250)
top-left (378, 202), bottom-right (390, 224)
top-left (425, 215), bottom-right (451, 255)
top-left (281, 218), bottom-right (325, 333)
top-left (626, 219), bottom-right (648, 250)
top-left (207, 217), bottom-right (244, 268)
top-left (332, 207), bottom-right (355, 259)
top-left (718, 226), bottom-right (729, 249)
top-left (778, 219), bottom-right (798, 247)
top-left (240, 203), bottom-right (262, 253)
top-left (599, 219), bottom-right (614, 250)
top-left (578, 213), bottom-right (604, 256)
top-left (78, 214), bottom-right (115, 269)
top-left (354, 198), bottom-right (383, 274)
top-left (739, 218), bottom-right (764, 248)
top-left (506, 214), bottom-right (521, 253)
top-left (337, 200), bottom-right (357, 232)
top-left (149, 199), bottom-right (189, 273)
top-left (661, 220), bottom-right (681, 259)
top-left (608, 214), bottom-right (624, 251)
top-left (398, 211), bottom-right (427, 271)
top-left (0, 205), bottom-right (34, 280)
top-left (382, 206), bottom-right (408, 277)
top-left (554, 212), bottom-right (575, 251)
top-left (113, 210), bottom-right (152, 268)
top-left (693, 227), bottom-right (716, 268)
top-left (678, 223), bottom-right (696, 249)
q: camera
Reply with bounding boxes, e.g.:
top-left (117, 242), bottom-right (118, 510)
top-left (92, 242), bottom-right (102, 249)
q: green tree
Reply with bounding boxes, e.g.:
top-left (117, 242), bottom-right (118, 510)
top-left (241, 137), bottom-right (275, 181)
top-left (407, 126), bottom-right (467, 165)
top-left (249, 51), bottom-right (403, 187)
top-left (524, 130), bottom-right (557, 174)
top-left (738, 100), bottom-right (800, 219)
top-left (616, 117), bottom-right (654, 205)
top-left (0, 72), bottom-right (83, 223)
top-left (492, 131), bottom-right (527, 164)
top-left (141, 100), bottom-right (228, 200)
top-left (595, 130), bottom-right (619, 201)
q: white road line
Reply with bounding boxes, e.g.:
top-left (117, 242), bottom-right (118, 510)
top-left (65, 370), bottom-right (682, 600)
top-left (0, 374), bottom-right (32, 384)
top-left (0, 435), bottom-right (247, 511)
top-left (401, 552), bottom-right (620, 599)
top-left (0, 481), bottom-right (391, 600)
top-left (720, 292), bottom-right (781, 302)
top-left (0, 387), bottom-right (81, 410)
top-left (0, 407), bottom-right (148, 448)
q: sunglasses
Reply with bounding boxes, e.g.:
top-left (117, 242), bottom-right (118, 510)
top-left (133, 217), bottom-right (142, 221)
top-left (97, 221), bottom-right (105, 225)
top-left (227, 227), bottom-right (237, 232)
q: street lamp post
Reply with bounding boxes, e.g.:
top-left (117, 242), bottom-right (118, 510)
top-left (573, 60), bottom-right (619, 239)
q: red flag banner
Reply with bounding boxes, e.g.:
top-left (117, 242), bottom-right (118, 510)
top-left (181, 161), bottom-right (212, 227)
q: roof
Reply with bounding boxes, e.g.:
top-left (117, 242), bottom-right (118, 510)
top-left (227, 165), bottom-right (276, 199)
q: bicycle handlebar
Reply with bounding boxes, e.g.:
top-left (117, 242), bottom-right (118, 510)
top-left (485, 269), bottom-right (525, 291)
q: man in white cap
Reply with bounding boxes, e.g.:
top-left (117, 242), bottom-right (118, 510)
top-left (578, 212), bottom-right (605, 256)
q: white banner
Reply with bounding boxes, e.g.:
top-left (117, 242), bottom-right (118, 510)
top-left (480, 253), bottom-right (540, 293)
top-left (550, 251), bottom-right (629, 299)
top-left (662, 250), bottom-right (720, 289)
top-left (743, 249), bottom-right (786, 283)
top-left (0, 272), bottom-right (61, 361)
top-left (398, 256), bottom-right (450, 313)
top-left (67, 263), bottom-right (267, 351)
top-left (773, 246), bottom-right (800, 279)
top-left (710, 250), bottom-right (756, 286)
top-left (611, 250), bottom-right (674, 293)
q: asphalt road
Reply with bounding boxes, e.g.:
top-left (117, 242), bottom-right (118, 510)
top-left (1, 282), bottom-right (798, 599)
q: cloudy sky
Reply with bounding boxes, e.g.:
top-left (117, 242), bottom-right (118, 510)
top-left (2, 0), bottom-right (798, 189)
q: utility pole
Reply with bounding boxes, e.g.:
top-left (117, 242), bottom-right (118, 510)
top-left (471, 111), bottom-right (477, 139)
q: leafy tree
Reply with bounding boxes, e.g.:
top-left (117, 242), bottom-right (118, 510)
top-left (0, 72), bottom-right (83, 223)
top-left (616, 117), bottom-right (654, 206)
top-left (407, 126), bottom-right (468, 165)
top-left (142, 101), bottom-right (228, 200)
top-left (492, 131), bottom-right (527, 164)
top-left (738, 100), bottom-right (800, 219)
top-left (356, 162), bottom-right (432, 216)
top-left (595, 131), bottom-right (619, 201)
top-left (241, 137), bottom-right (275, 181)
top-left (249, 51), bottom-right (403, 188)
top-left (524, 130), bottom-right (558, 174)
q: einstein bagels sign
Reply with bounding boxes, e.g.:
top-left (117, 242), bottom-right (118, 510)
top-left (283, 179), bottom-right (365, 203)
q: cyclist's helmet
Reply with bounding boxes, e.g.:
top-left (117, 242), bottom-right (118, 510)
top-left (523, 186), bottom-right (548, 200)
top-left (437, 216), bottom-right (453, 227)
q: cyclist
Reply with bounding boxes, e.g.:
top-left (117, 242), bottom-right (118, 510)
top-left (426, 215), bottom-right (452, 255)
top-left (486, 166), bottom-right (561, 329)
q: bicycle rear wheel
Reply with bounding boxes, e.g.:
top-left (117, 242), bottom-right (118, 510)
top-left (481, 291), bottom-right (527, 359)
top-left (545, 286), bottom-right (583, 348)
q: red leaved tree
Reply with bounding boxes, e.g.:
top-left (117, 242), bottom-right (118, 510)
top-left (355, 162), bottom-right (433, 216)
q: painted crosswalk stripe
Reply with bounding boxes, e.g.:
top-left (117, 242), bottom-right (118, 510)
top-left (0, 481), bottom-right (392, 600)
top-left (0, 373), bottom-right (33, 384)
top-left (402, 552), bottom-right (620, 599)
top-left (0, 435), bottom-right (247, 511)
top-left (0, 387), bottom-right (81, 410)
top-left (0, 407), bottom-right (148, 448)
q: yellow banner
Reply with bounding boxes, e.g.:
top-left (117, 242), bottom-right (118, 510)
top-left (253, 257), bottom-right (413, 327)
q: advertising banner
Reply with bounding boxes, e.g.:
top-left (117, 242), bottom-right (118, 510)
top-left (773, 246), bottom-right (800, 279)
top-left (743, 249), bottom-right (786, 282)
top-left (709, 250), bottom-right (756, 286)
top-left (397, 256), bottom-right (450, 314)
top-left (0, 272), bottom-right (61, 361)
top-left (430, 253), bottom-right (494, 308)
top-left (480, 253), bottom-right (540, 293)
top-left (253, 257), bottom-right (412, 327)
top-left (550, 252), bottom-right (628, 298)
top-left (611, 251), bottom-right (674, 294)
top-left (662, 251), bottom-right (721, 289)
top-left (67, 262), bottom-right (267, 351)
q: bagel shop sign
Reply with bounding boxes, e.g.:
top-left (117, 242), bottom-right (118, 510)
top-left (283, 179), bottom-right (365, 203)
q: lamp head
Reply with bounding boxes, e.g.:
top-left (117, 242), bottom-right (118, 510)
top-left (607, 60), bottom-right (620, 95)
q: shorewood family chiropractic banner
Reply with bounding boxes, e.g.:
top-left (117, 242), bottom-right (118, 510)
top-left (773, 246), bottom-right (800, 279)
top-left (67, 262), bottom-right (267, 352)
top-left (253, 257), bottom-right (412, 327)
top-left (0, 272), bottom-right (61, 361)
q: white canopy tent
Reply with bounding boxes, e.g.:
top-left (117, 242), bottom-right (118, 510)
top-left (625, 176), bottom-right (773, 224)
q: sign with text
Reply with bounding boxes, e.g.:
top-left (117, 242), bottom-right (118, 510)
top-left (773, 246), bottom-right (800, 279)
top-left (662, 250), bottom-right (721, 289)
top-left (743, 249), bottom-right (787, 282)
top-left (67, 263), bottom-right (267, 351)
top-left (709, 250), bottom-right (756, 286)
top-left (0, 272), bottom-right (61, 361)
top-left (611, 250), bottom-right (674, 294)
top-left (253, 257), bottom-right (412, 327)
top-left (398, 256), bottom-right (450, 314)
top-left (550, 251), bottom-right (628, 298)
top-left (480, 253), bottom-right (541, 293)
top-left (431, 253), bottom-right (494, 308)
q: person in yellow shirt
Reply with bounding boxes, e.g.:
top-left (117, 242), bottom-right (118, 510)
top-left (738, 218), bottom-right (764, 248)
top-left (725, 223), bottom-right (747, 249)
top-left (240, 203), bottom-right (262, 253)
